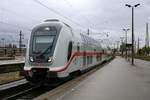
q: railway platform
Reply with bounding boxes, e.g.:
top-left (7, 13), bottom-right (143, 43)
top-left (36, 56), bottom-right (150, 100)
top-left (0, 57), bottom-right (25, 65)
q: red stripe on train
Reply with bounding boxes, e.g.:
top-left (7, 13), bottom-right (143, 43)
top-left (50, 51), bottom-right (103, 72)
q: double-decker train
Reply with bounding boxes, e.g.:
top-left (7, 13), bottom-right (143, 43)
top-left (23, 19), bottom-right (112, 85)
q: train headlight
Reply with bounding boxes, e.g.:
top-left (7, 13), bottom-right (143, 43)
top-left (48, 57), bottom-right (53, 63)
top-left (30, 57), bottom-right (34, 62)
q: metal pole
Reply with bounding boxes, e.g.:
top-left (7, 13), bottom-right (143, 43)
top-left (137, 37), bottom-right (139, 54)
top-left (19, 30), bottom-right (22, 54)
top-left (125, 31), bottom-right (127, 58)
top-left (123, 29), bottom-right (129, 59)
top-left (131, 7), bottom-right (134, 65)
top-left (120, 37), bottom-right (124, 57)
top-left (125, 3), bottom-right (140, 65)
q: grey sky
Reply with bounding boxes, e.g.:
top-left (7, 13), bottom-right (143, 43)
top-left (0, 0), bottom-right (150, 47)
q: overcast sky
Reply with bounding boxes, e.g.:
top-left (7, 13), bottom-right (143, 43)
top-left (0, 0), bottom-right (150, 47)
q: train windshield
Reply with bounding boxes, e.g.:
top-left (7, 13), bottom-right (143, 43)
top-left (32, 35), bottom-right (55, 54)
top-left (32, 26), bottom-right (57, 54)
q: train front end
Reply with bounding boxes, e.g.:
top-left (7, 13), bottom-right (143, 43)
top-left (23, 22), bottom-right (62, 84)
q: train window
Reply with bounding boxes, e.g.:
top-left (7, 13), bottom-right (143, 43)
top-left (77, 42), bottom-right (80, 52)
top-left (35, 26), bottom-right (57, 35)
top-left (67, 42), bottom-right (73, 61)
top-left (77, 46), bottom-right (80, 52)
top-left (35, 36), bottom-right (54, 43)
top-left (32, 35), bottom-right (55, 54)
top-left (31, 26), bottom-right (58, 55)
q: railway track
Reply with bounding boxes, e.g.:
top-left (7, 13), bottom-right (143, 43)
top-left (3, 86), bottom-right (39, 100)
top-left (0, 58), bottom-right (114, 100)
top-left (0, 81), bottom-right (30, 100)
top-left (0, 81), bottom-right (55, 100)
top-left (0, 79), bottom-right (27, 91)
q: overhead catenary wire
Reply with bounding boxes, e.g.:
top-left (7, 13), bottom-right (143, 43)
top-left (63, 0), bottom-right (95, 28)
top-left (0, 8), bottom-right (32, 32)
top-left (0, 10), bottom-right (30, 45)
top-left (0, 8), bottom-right (39, 33)
top-left (32, 0), bottom-right (85, 28)
top-left (0, 0), bottom-right (90, 44)
top-left (0, 7), bottom-right (40, 23)
top-left (0, 21), bottom-right (31, 31)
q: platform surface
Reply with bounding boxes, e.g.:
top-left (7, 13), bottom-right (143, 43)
top-left (56, 57), bottom-right (150, 100)
top-left (0, 79), bottom-right (27, 91)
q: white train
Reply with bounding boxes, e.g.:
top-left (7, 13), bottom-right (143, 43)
top-left (23, 19), bottom-right (112, 84)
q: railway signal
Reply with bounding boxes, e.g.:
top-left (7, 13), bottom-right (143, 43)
top-left (19, 30), bottom-right (24, 54)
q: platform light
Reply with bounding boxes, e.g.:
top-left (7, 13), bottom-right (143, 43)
top-left (125, 4), bottom-right (131, 8)
top-left (134, 4), bottom-right (140, 7)
top-left (122, 28), bottom-right (130, 59)
top-left (125, 3), bottom-right (140, 65)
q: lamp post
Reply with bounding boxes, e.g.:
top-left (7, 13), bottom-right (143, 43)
top-left (125, 3), bottom-right (140, 65)
top-left (123, 28), bottom-right (130, 59)
top-left (120, 37), bottom-right (125, 56)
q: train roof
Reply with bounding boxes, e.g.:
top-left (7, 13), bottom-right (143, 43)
top-left (33, 19), bottom-right (102, 47)
top-left (44, 19), bottom-right (72, 29)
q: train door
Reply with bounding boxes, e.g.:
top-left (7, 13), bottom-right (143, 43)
top-left (67, 41), bottom-right (72, 61)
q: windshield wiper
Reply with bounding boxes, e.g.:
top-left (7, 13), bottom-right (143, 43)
top-left (33, 51), bottom-right (41, 54)
top-left (39, 44), bottom-right (52, 56)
